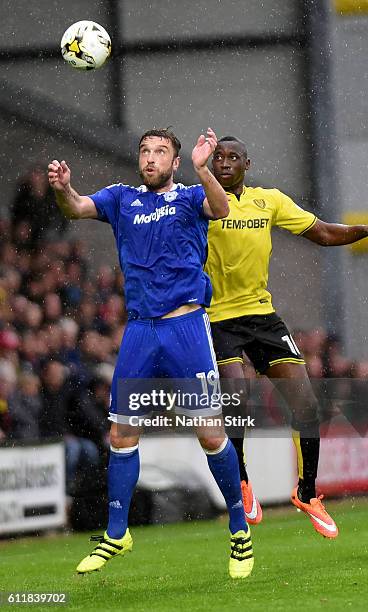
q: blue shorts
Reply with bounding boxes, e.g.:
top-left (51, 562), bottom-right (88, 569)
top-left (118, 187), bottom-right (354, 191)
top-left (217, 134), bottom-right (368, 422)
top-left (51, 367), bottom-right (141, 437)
top-left (109, 308), bottom-right (221, 423)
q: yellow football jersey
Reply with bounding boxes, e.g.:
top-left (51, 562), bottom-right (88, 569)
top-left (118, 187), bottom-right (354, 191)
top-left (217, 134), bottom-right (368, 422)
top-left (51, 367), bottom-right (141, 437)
top-left (205, 186), bottom-right (317, 322)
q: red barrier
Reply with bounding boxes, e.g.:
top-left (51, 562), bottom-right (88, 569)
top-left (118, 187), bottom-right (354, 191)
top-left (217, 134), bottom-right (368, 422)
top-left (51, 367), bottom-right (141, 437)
top-left (317, 425), bottom-right (368, 496)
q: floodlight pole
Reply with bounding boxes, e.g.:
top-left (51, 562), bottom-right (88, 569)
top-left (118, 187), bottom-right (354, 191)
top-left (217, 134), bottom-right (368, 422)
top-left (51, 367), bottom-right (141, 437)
top-left (107, 0), bottom-right (125, 129)
top-left (303, 0), bottom-right (343, 337)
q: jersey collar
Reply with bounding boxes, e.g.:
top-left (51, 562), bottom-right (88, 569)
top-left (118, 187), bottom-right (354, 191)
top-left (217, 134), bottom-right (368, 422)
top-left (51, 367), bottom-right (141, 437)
top-left (138, 183), bottom-right (183, 193)
top-left (226, 185), bottom-right (247, 198)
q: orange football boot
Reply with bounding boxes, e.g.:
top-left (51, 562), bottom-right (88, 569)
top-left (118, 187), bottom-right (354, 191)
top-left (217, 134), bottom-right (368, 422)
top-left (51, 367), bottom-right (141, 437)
top-left (291, 486), bottom-right (338, 538)
top-left (241, 480), bottom-right (263, 525)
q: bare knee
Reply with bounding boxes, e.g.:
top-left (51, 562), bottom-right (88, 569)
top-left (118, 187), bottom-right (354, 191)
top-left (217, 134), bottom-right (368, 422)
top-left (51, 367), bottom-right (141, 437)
top-left (110, 422), bottom-right (140, 449)
top-left (198, 435), bottom-right (226, 452)
top-left (293, 391), bottom-right (319, 426)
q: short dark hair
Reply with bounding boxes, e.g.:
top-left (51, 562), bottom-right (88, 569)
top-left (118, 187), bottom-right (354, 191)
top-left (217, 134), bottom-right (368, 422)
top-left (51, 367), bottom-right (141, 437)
top-left (218, 135), bottom-right (247, 158)
top-left (139, 128), bottom-right (181, 157)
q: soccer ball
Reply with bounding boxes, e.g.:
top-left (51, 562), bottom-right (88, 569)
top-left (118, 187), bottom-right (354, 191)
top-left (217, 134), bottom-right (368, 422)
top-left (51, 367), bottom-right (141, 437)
top-left (61, 21), bottom-right (111, 70)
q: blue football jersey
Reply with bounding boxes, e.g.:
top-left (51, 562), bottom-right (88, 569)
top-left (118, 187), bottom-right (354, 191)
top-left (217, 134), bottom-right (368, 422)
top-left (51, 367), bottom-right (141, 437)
top-left (90, 183), bottom-right (212, 319)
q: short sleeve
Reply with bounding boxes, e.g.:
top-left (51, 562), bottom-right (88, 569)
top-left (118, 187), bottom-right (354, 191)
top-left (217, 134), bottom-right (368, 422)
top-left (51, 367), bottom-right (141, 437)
top-left (89, 184), bottom-right (122, 227)
top-left (189, 184), bottom-right (206, 217)
top-left (272, 190), bottom-right (317, 235)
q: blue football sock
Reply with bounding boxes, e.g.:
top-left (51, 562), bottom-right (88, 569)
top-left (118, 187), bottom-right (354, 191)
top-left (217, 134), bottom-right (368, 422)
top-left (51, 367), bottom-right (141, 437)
top-left (106, 446), bottom-right (140, 539)
top-left (206, 438), bottom-right (248, 535)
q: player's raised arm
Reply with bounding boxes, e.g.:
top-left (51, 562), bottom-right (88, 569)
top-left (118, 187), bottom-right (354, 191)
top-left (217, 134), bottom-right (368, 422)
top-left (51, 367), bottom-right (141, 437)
top-left (192, 128), bottom-right (229, 220)
top-left (303, 219), bottom-right (368, 246)
top-left (48, 160), bottom-right (98, 220)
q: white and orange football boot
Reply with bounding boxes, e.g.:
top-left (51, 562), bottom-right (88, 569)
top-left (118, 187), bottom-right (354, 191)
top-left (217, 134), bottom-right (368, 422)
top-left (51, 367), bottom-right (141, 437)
top-left (241, 480), bottom-right (263, 525)
top-left (291, 486), bottom-right (338, 538)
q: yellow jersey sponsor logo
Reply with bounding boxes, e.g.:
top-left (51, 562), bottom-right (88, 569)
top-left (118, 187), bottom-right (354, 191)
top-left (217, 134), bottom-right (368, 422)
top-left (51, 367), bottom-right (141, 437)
top-left (221, 218), bottom-right (269, 230)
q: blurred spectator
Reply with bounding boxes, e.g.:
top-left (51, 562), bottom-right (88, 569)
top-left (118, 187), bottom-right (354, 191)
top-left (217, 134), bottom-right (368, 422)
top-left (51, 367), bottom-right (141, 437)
top-left (77, 299), bottom-right (99, 332)
top-left (353, 360), bottom-right (368, 379)
top-left (0, 329), bottom-right (20, 367)
top-left (323, 334), bottom-right (353, 378)
top-left (43, 293), bottom-right (63, 324)
top-left (349, 361), bottom-right (368, 428)
top-left (111, 324), bottom-right (125, 356)
top-left (306, 355), bottom-right (324, 378)
top-left (39, 360), bottom-right (69, 439)
top-left (59, 317), bottom-right (80, 371)
top-left (38, 359), bottom-right (97, 494)
top-left (80, 329), bottom-right (111, 365)
top-left (98, 294), bottom-right (125, 334)
top-left (64, 364), bottom-right (113, 494)
top-left (10, 165), bottom-right (69, 249)
top-left (65, 364), bottom-right (113, 475)
top-left (96, 265), bottom-right (116, 302)
top-left (24, 302), bottom-right (44, 330)
top-left (0, 360), bottom-right (17, 441)
top-left (84, 363), bottom-right (113, 451)
top-left (302, 327), bottom-right (327, 360)
top-left (9, 295), bottom-right (29, 331)
top-left (19, 330), bottom-right (45, 371)
top-left (61, 261), bottom-right (83, 308)
top-left (0, 241), bottom-right (17, 267)
top-left (9, 371), bottom-right (42, 441)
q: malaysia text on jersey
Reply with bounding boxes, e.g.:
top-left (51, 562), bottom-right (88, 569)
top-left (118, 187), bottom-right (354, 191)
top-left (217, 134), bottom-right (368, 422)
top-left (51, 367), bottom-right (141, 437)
top-left (90, 183), bottom-right (211, 319)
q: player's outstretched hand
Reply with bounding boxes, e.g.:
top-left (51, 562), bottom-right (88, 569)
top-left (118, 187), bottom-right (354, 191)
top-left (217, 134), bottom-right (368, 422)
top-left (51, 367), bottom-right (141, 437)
top-left (48, 160), bottom-right (71, 191)
top-left (192, 127), bottom-right (218, 171)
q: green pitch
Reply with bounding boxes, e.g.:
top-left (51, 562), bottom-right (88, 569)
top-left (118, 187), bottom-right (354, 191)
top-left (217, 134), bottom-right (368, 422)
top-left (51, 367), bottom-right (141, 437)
top-left (1, 499), bottom-right (367, 611)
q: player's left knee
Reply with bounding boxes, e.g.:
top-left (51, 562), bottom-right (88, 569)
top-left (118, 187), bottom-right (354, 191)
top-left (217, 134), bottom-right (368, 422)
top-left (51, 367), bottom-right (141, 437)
top-left (198, 434), bottom-right (227, 453)
top-left (292, 390), bottom-right (319, 423)
top-left (292, 397), bottom-right (320, 433)
top-left (110, 422), bottom-right (140, 448)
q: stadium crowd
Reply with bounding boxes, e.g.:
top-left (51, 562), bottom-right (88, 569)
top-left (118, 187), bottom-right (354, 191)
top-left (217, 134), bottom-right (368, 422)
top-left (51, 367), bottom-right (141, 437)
top-left (0, 166), bottom-right (366, 494)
